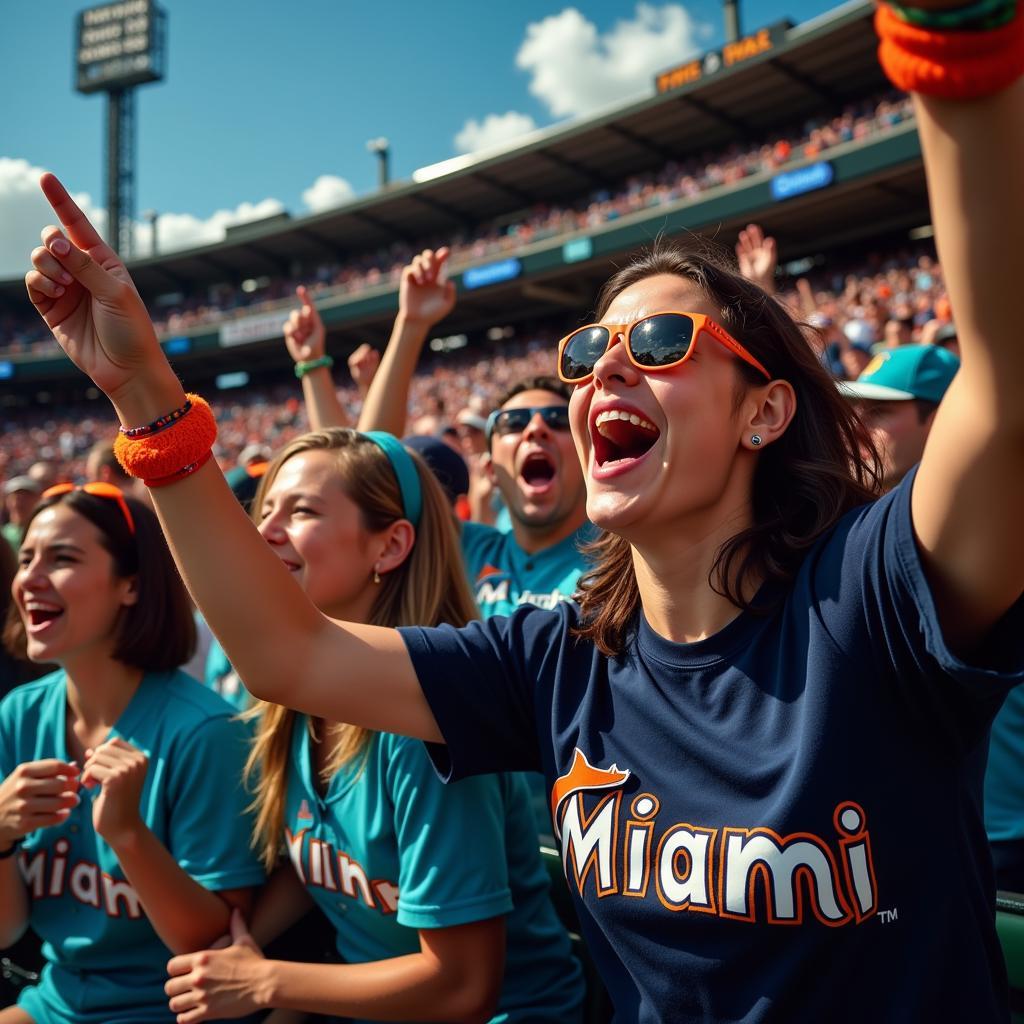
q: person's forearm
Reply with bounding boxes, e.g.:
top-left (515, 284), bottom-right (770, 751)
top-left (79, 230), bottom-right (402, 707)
top-left (357, 313), bottom-right (430, 435)
top-left (915, 84), bottom-right (1024, 391)
top-left (0, 857), bottom-right (29, 948)
top-left (254, 954), bottom-right (497, 1023)
top-left (250, 866), bottom-right (313, 947)
top-left (301, 368), bottom-right (349, 431)
top-left (108, 824), bottom-right (240, 954)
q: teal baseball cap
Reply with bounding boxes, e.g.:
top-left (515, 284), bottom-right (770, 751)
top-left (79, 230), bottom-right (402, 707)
top-left (838, 344), bottom-right (960, 402)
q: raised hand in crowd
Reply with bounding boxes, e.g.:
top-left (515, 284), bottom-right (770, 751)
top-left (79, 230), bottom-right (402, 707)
top-left (734, 222), bottom-right (777, 295)
top-left (25, 174), bottom-right (179, 421)
top-left (282, 284), bottom-right (351, 430)
top-left (357, 247), bottom-right (456, 436)
top-left (282, 285), bottom-right (326, 364)
top-left (347, 342), bottom-right (380, 398)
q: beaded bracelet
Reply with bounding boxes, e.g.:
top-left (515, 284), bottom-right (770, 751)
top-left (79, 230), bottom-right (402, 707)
top-left (295, 355), bottom-right (334, 379)
top-left (114, 394), bottom-right (218, 484)
top-left (876, 2), bottom-right (1024, 99)
top-left (119, 396), bottom-right (193, 438)
top-left (144, 449), bottom-right (215, 489)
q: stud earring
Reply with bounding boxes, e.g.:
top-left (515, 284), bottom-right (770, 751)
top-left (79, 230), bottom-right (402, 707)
top-left (751, 434), bottom-right (763, 447)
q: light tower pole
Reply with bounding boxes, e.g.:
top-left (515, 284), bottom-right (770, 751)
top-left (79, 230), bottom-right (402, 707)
top-left (75, 0), bottom-right (167, 257)
top-left (367, 137), bottom-right (391, 190)
top-left (724, 0), bottom-right (741, 42)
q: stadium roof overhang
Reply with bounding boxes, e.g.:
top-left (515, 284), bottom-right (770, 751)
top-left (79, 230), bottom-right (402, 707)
top-left (0, 0), bottom-right (886, 305)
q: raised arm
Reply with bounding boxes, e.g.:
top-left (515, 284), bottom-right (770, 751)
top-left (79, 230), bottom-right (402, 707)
top-left (909, 72), bottom-right (1024, 649)
top-left (282, 286), bottom-right (350, 431)
top-left (356, 247), bottom-right (456, 434)
top-left (24, 174), bottom-right (441, 742)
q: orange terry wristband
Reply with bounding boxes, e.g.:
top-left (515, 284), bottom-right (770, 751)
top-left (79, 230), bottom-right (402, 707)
top-left (114, 393), bottom-right (218, 483)
top-left (876, 3), bottom-right (1024, 99)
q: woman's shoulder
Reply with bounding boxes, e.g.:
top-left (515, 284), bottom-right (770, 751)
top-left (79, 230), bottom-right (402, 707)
top-left (145, 667), bottom-right (245, 733)
top-left (0, 668), bottom-right (64, 718)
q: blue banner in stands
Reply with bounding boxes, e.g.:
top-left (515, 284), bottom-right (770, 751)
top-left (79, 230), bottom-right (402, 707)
top-left (462, 258), bottom-right (522, 290)
top-left (771, 161), bottom-right (834, 201)
top-left (0, 362), bottom-right (12, 380)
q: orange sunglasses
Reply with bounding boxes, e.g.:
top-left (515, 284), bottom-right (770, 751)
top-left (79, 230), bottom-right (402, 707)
top-left (42, 482), bottom-right (136, 535)
top-left (557, 311), bottom-right (770, 385)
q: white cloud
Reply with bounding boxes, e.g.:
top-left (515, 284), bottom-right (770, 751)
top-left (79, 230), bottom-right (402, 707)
top-left (0, 156), bottom-right (294, 275)
top-left (302, 174), bottom-right (355, 213)
top-left (0, 157), bottom-right (107, 278)
top-left (136, 198), bottom-right (285, 256)
top-left (454, 111), bottom-right (538, 154)
top-left (516, 3), bottom-right (710, 119)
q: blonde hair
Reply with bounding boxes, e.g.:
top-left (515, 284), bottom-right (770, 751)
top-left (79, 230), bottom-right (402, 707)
top-left (244, 428), bottom-right (478, 869)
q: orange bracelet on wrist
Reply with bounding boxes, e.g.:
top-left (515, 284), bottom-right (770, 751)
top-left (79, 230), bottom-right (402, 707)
top-left (114, 393), bottom-right (218, 485)
top-left (876, 3), bottom-right (1024, 100)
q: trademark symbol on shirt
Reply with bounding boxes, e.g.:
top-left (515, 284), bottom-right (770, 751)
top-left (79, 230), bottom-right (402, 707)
top-left (877, 908), bottom-right (899, 924)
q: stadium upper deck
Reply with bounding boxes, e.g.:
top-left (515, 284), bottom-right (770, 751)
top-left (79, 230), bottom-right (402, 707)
top-left (0, 0), bottom-right (929, 396)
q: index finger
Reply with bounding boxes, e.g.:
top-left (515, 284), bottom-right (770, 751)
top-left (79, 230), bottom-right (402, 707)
top-left (40, 173), bottom-right (105, 252)
top-left (296, 285), bottom-right (314, 309)
top-left (22, 759), bottom-right (78, 779)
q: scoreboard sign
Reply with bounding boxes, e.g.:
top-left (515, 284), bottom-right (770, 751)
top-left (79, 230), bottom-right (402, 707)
top-left (655, 22), bottom-right (790, 94)
top-left (75, 0), bottom-right (166, 94)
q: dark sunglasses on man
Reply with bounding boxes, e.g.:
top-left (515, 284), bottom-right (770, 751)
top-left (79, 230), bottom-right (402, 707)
top-left (486, 405), bottom-right (571, 442)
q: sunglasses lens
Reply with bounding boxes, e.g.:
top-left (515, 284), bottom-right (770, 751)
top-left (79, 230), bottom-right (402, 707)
top-left (629, 314), bottom-right (695, 368)
top-left (561, 326), bottom-right (610, 381)
top-left (541, 407), bottom-right (571, 431)
top-left (494, 410), bottom-right (530, 435)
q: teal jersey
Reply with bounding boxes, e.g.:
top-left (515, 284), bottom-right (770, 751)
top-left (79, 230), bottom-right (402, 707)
top-left (0, 669), bottom-right (266, 1024)
top-left (203, 636), bottom-right (252, 711)
top-left (283, 718), bottom-right (583, 1023)
top-left (460, 521), bottom-right (594, 619)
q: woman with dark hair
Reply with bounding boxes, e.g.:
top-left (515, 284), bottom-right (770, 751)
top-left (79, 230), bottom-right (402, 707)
top-left (0, 487), bottom-right (264, 1023)
top-left (21, 12), bottom-right (1024, 1020)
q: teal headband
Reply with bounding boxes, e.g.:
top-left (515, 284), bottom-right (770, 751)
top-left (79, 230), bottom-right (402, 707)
top-left (362, 431), bottom-right (422, 528)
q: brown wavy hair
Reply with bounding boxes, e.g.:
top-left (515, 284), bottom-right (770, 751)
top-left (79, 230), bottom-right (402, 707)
top-left (244, 429), bottom-right (478, 869)
top-left (574, 240), bottom-right (882, 657)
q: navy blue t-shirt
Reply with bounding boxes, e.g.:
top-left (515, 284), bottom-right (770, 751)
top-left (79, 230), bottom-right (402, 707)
top-left (400, 473), bottom-right (1024, 1023)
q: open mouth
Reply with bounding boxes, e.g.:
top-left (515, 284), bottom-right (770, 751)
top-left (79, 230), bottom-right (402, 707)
top-left (25, 602), bottom-right (64, 632)
top-left (519, 451), bottom-right (557, 493)
top-left (592, 408), bottom-right (660, 470)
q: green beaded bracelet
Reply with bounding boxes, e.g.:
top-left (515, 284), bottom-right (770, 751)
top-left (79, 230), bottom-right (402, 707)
top-left (887, 0), bottom-right (1016, 31)
top-left (294, 355), bottom-right (334, 379)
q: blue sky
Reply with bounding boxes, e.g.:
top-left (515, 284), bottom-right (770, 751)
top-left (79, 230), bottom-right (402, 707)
top-left (1, 0), bottom-right (840, 272)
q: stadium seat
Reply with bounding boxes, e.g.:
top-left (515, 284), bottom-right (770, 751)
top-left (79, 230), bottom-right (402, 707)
top-left (540, 844), bottom-right (613, 1024)
top-left (998, 892), bottom-right (1024, 1022)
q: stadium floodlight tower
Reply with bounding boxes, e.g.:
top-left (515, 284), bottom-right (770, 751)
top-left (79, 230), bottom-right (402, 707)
top-left (74, 0), bottom-right (167, 258)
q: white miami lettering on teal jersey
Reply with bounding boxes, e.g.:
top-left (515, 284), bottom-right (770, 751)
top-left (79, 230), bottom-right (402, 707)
top-left (285, 827), bottom-right (400, 915)
top-left (551, 748), bottom-right (878, 926)
top-left (19, 839), bottom-right (143, 920)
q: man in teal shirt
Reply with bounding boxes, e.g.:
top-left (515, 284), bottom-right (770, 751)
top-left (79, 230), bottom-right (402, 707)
top-left (461, 375), bottom-right (592, 619)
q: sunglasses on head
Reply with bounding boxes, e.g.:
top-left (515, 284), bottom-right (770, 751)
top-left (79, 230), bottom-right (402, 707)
top-left (486, 405), bottom-right (571, 441)
top-left (557, 311), bottom-right (770, 385)
top-left (42, 482), bottom-right (136, 536)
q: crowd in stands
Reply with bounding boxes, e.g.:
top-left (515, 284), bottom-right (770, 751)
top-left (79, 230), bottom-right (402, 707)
top-left (0, 236), bottom-right (949, 491)
top-left (0, 93), bottom-right (913, 358)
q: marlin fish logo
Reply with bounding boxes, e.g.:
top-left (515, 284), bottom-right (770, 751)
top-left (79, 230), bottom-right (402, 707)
top-left (475, 563), bottom-right (505, 583)
top-left (550, 748), bottom-right (630, 840)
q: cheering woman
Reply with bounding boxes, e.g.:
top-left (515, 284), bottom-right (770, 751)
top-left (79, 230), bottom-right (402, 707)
top-left (22, 8), bottom-right (1024, 1020)
top-left (0, 487), bottom-right (264, 1023)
